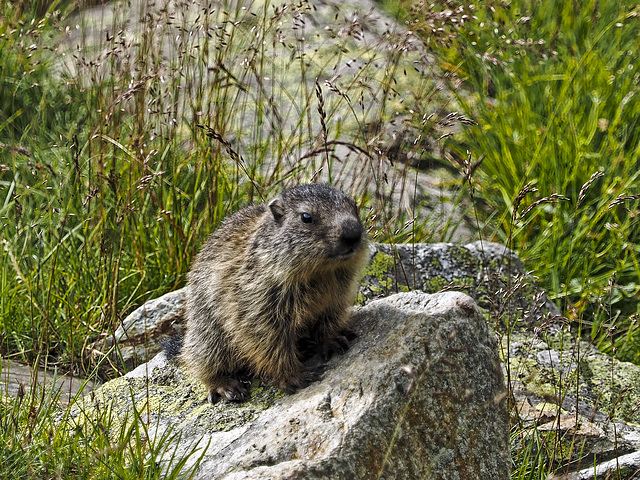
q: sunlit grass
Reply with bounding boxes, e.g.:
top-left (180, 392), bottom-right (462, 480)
top-left (0, 1), bottom-right (464, 476)
top-left (0, 376), bottom-right (206, 479)
top-left (386, 0), bottom-right (640, 360)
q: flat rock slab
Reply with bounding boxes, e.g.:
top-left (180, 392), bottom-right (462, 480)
top-left (1, 358), bottom-right (96, 403)
top-left (70, 291), bottom-right (510, 479)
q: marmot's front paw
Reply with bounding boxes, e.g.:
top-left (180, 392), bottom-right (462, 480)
top-left (278, 366), bottom-right (326, 394)
top-left (207, 377), bottom-right (250, 403)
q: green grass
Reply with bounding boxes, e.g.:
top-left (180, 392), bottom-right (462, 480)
top-left (0, 1), bottom-right (455, 475)
top-left (391, 0), bottom-right (640, 360)
top-left (1, 1), bottom-right (454, 472)
top-left (380, 0), bottom-right (640, 478)
top-left (2, 0), bottom-right (640, 478)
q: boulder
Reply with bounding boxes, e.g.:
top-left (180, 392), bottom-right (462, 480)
top-left (362, 241), bottom-right (560, 324)
top-left (0, 357), bottom-right (97, 403)
top-left (550, 451), bottom-right (640, 480)
top-left (89, 289), bottom-right (186, 372)
top-left (507, 330), bottom-right (640, 477)
top-left (72, 291), bottom-right (510, 479)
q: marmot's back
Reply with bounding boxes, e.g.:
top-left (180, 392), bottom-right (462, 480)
top-left (180, 184), bottom-right (369, 403)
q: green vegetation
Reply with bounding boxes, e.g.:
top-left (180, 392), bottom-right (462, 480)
top-left (0, 381), bottom-right (206, 479)
top-left (399, 0), bottom-right (640, 361)
top-left (0, 0), bottom-right (448, 374)
top-left (1, 1), bottom-right (448, 475)
top-left (1, 0), bottom-right (640, 478)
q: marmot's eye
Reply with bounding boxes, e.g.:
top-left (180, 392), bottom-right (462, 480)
top-left (300, 212), bottom-right (314, 224)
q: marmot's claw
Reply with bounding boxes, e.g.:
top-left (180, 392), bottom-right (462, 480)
top-left (312, 363), bottom-right (328, 377)
top-left (296, 336), bottom-right (317, 361)
top-left (207, 390), bottom-right (221, 404)
top-left (342, 328), bottom-right (358, 342)
top-left (336, 335), bottom-right (350, 352)
top-left (222, 387), bottom-right (249, 402)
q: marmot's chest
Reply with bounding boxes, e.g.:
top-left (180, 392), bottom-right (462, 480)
top-left (280, 274), bottom-right (344, 314)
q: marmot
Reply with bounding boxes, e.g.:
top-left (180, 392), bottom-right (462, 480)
top-left (180, 184), bottom-right (369, 403)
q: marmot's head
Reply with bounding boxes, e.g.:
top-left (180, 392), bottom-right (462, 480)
top-left (264, 184), bottom-right (368, 274)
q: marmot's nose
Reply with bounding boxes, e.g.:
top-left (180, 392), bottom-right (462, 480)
top-left (340, 219), bottom-right (363, 252)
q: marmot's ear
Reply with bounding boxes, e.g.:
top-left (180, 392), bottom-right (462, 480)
top-left (268, 197), bottom-right (285, 223)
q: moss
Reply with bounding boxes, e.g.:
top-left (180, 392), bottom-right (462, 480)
top-left (362, 250), bottom-right (397, 289)
top-left (534, 403), bottom-right (568, 416)
top-left (451, 276), bottom-right (475, 288)
top-left (507, 356), bottom-right (563, 400)
top-left (577, 353), bottom-right (640, 423)
top-left (538, 430), bottom-right (576, 465)
top-left (428, 254), bottom-right (443, 270)
top-left (424, 276), bottom-right (449, 293)
top-left (359, 250), bottom-right (411, 302)
top-left (502, 332), bottom-right (640, 426)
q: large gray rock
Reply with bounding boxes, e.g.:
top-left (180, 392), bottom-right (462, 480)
top-left (363, 241), bottom-right (560, 323)
top-left (73, 291), bottom-right (510, 479)
top-left (508, 329), bottom-right (640, 477)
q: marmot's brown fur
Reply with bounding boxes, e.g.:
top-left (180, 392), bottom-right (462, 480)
top-left (180, 184), bottom-right (369, 403)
